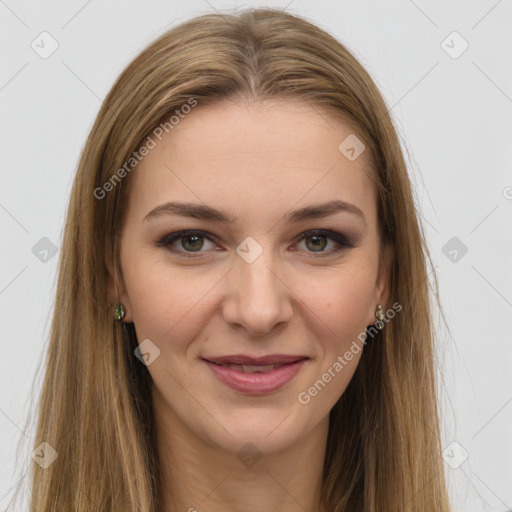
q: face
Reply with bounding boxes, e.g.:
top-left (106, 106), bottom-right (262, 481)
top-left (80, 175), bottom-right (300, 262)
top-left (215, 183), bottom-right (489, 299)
top-left (109, 98), bottom-right (391, 456)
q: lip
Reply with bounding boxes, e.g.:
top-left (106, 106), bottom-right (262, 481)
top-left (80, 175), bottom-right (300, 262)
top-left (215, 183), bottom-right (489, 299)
top-left (202, 355), bottom-right (309, 395)
top-left (202, 354), bottom-right (308, 365)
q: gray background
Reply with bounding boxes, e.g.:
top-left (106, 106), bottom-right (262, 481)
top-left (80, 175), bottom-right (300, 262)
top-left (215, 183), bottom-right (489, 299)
top-left (1, 0), bottom-right (511, 510)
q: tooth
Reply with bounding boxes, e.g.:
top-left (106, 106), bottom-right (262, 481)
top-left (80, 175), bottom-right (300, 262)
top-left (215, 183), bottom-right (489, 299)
top-left (213, 362), bottom-right (287, 372)
top-left (241, 364), bottom-right (276, 373)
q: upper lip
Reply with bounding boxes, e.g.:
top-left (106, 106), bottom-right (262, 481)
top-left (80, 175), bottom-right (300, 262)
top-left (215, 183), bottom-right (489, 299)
top-left (202, 354), bottom-right (309, 365)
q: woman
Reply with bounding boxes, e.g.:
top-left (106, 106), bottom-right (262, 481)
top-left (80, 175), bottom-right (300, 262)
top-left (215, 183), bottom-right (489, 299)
top-left (26, 8), bottom-right (451, 512)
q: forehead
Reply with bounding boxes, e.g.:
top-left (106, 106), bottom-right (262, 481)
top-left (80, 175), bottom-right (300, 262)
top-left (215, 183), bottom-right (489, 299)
top-left (127, 99), bottom-right (377, 229)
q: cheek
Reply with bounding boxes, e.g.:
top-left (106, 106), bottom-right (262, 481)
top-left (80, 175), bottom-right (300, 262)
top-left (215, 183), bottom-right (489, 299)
top-left (294, 268), bottom-right (374, 408)
top-left (123, 253), bottom-right (219, 346)
top-left (297, 259), bottom-right (376, 341)
top-left (326, 279), bottom-right (373, 339)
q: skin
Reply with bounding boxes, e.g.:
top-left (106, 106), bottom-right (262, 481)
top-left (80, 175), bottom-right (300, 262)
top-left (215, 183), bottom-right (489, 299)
top-left (108, 98), bottom-right (392, 512)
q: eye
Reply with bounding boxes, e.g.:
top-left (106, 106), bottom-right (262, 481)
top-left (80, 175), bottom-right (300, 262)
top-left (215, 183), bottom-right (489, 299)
top-left (156, 230), bottom-right (219, 258)
top-left (156, 229), bottom-right (353, 258)
top-left (294, 229), bottom-right (353, 257)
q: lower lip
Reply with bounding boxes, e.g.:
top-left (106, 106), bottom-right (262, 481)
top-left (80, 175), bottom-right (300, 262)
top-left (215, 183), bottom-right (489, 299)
top-left (203, 359), bottom-right (307, 394)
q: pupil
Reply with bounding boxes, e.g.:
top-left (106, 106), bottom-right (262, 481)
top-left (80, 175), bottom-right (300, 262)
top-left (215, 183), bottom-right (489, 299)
top-left (307, 234), bottom-right (326, 251)
top-left (183, 235), bottom-right (203, 251)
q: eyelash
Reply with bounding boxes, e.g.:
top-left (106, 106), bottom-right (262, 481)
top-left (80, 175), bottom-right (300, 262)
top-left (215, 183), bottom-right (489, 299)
top-left (156, 229), bottom-right (354, 259)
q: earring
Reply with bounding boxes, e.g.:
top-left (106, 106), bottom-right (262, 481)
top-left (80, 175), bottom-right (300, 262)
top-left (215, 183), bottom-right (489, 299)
top-left (375, 304), bottom-right (385, 329)
top-left (114, 303), bottom-right (126, 322)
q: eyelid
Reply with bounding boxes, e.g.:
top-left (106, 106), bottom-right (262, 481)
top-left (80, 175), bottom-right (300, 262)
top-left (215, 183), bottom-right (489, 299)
top-left (156, 230), bottom-right (221, 258)
top-left (296, 229), bottom-right (353, 250)
top-left (156, 229), bottom-right (353, 258)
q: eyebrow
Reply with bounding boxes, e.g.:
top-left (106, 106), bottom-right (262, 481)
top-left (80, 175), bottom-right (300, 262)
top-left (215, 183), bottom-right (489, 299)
top-left (143, 199), bottom-right (366, 227)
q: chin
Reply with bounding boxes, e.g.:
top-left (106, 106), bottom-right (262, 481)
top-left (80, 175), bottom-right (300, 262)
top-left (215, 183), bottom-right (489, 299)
top-left (202, 407), bottom-right (309, 456)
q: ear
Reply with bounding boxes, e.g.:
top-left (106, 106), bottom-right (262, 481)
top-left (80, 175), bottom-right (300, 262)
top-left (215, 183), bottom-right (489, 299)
top-left (106, 260), bottom-right (133, 323)
top-left (368, 241), bottom-right (393, 325)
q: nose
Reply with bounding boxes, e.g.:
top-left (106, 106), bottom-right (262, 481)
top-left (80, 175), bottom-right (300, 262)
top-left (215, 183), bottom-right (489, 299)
top-left (222, 244), bottom-right (294, 336)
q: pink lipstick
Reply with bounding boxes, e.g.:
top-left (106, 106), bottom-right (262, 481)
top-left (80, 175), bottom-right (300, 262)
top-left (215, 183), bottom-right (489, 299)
top-left (202, 354), bottom-right (308, 394)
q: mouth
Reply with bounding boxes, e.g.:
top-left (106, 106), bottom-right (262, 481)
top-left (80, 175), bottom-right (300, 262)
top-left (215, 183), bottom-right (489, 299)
top-left (201, 354), bottom-right (309, 394)
top-left (209, 362), bottom-right (290, 373)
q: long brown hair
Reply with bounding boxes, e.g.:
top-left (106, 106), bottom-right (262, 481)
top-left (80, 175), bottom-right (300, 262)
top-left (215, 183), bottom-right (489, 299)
top-left (18, 7), bottom-right (450, 511)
